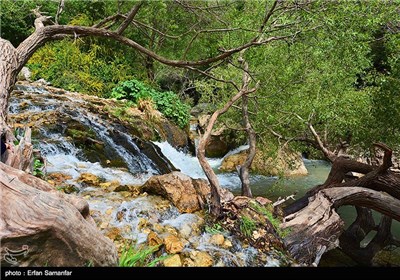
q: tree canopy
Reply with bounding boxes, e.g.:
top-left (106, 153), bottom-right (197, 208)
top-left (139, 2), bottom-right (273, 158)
top-left (1, 0), bottom-right (399, 155)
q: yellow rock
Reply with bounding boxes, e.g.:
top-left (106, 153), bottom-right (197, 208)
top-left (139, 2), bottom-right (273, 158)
top-left (210, 234), bottom-right (225, 246)
top-left (106, 227), bottom-right (121, 241)
top-left (152, 223), bottom-right (164, 233)
top-left (105, 208), bottom-right (113, 215)
top-left (164, 235), bottom-right (184, 254)
top-left (163, 254), bottom-right (182, 267)
top-left (100, 222), bottom-right (109, 229)
top-left (78, 173), bottom-right (101, 186)
top-left (147, 231), bottom-right (163, 247)
top-left (190, 251), bottom-right (213, 267)
top-left (222, 239), bottom-right (233, 249)
top-left (137, 218), bottom-right (148, 230)
top-left (182, 257), bottom-right (195, 267)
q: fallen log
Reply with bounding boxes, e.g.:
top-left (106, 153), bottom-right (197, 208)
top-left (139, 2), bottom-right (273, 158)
top-left (0, 162), bottom-right (118, 266)
top-left (281, 187), bottom-right (400, 265)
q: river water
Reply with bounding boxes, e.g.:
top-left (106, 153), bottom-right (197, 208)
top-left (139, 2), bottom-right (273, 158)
top-left (9, 83), bottom-right (399, 266)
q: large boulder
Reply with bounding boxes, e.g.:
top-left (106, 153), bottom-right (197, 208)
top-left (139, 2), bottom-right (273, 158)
top-left (141, 172), bottom-right (211, 213)
top-left (142, 172), bottom-right (234, 213)
top-left (196, 114), bottom-right (235, 158)
top-left (220, 148), bottom-right (308, 176)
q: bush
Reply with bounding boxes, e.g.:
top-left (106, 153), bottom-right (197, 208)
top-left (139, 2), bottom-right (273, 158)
top-left (27, 39), bottom-right (135, 96)
top-left (110, 79), bottom-right (190, 129)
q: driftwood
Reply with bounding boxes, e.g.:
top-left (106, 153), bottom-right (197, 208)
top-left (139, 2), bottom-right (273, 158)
top-left (0, 162), bottom-right (118, 266)
top-left (282, 143), bottom-right (400, 266)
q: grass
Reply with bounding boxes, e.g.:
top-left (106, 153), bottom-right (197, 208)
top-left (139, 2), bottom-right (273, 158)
top-left (249, 201), bottom-right (291, 238)
top-left (204, 222), bottom-right (224, 235)
top-left (239, 216), bottom-right (257, 238)
top-left (119, 243), bottom-right (168, 267)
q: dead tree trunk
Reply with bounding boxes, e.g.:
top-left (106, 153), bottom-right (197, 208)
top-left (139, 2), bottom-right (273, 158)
top-left (238, 93), bottom-right (255, 198)
top-left (238, 59), bottom-right (256, 198)
top-left (197, 57), bottom-right (258, 216)
top-left (0, 162), bottom-right (118, 266)
top-left (282, 143), bottom-right (400, 266)
top-left (0, 39), bottom-right (20, 139)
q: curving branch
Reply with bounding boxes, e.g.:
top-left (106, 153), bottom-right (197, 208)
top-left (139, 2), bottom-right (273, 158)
top-left (115, 1), bottom-right (143, 35)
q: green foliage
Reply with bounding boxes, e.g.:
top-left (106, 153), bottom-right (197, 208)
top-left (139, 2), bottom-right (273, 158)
top-left (119, 243), bottom-right (167, 267)
top-left (33, 158), bottom-right (44, 178)
top-left (4, 0), bottom-right (400, 158)
top-left (204, 223), bottom-right (224, 235)
top-left (111, 79), bottom-right (190, 128)
top-left (239, 216), bottom-right (256, 238)
top-left (249, 201), bottom-right (290, 238)
top-left (27, 39), bottom-right (134, 96)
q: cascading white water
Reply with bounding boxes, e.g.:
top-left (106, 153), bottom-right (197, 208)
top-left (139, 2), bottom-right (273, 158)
top-left (39, 131), bottom-right (150, 186)
top-left (9, 83), bottom-right (287, 267)
top-left (153, 141), bottom-right (267, 189)
top-left (71, 109), bottom-right (159, 175)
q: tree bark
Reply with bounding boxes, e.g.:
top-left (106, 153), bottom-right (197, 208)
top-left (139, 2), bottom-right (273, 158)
top-left (0, 39), bottom-right (19, 137)
top-left (0, 163), bottom-right (118, 266)
top-left (283, 144), bottom-right (400, 265)
top-left (238, 67), bottom-right (256, 197)
top-left (196, 58), bottom-right (258, 216)
top-left (282, 187), bottom-right (400, 265)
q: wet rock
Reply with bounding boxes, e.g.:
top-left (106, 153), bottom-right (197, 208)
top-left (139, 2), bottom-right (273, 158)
top-left (163, 254), bottom-right (182, 267)
top-left (220, 148), bottom-right (308, 177)
top-left (137, 218), bottom-right (149, 230)
top-left (78, 173), bottom-right (101, 186)
top-left (106, 227), bottom-right (122, 241)
top-left (164, 235), bottom-right (184, 254)
top-left (210, 234), bottom-right (225, 246)
top-left (190, 251), bottom-right (213, 267)
top-left (164, 226), bottom-right (179, 236)
top-left (100, 180), bottom-right (121, 192)
top-left (147, 231), bottom-right (163, 247)
top-left (162, 213), bottom-right (205, 239)
top-left (17, 66), bottom-right (32, 81)
top-left (182, 257), bottom-right (195, 267)
top-left (116, 211), bottom-right (125, 222)
top-left (222, 239), bottom-right (233, 249)
top-left (142, 172), bottom-right (212, 213)
top-left (114, 185), bottom-right (130, 192)
top-left (47, 173), bottom-right (72, 185)
top-left (152, 223), bottom-right (164, 233)
top-left (100, 222), bottom-right (109, 229)
top-left (62, 185), bottom-right (80, 194)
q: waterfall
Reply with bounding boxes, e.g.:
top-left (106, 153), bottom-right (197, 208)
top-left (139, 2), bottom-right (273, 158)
top-left (153, 141), bottom-right (267, 189)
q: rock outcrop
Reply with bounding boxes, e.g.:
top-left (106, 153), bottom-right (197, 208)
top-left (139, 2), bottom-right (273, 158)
top-left (141, 172), bottom-right (211, 213)
top-left (220, 148), bottom-right (308, 176)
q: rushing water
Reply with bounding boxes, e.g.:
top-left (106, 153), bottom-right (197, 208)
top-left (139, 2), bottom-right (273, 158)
top-left (9, 84), bottom-right (284, 266)
top-left (9, 83), bottom-right (399, 266)
top-left (154, 141), bottom-right (331, 200)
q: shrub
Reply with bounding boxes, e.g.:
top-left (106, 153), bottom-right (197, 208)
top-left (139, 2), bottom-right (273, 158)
top-left (110, 79), bottom-right (190, 129)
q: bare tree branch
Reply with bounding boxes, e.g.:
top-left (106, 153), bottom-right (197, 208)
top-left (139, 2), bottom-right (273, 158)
top-left (55, 0), bottom-right (64, 25)
top-left (116, 1), bottom-right (143, 35)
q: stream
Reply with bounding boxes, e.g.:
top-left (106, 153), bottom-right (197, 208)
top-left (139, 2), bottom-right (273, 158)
top-left (9, 82), bottom-right (399, 266)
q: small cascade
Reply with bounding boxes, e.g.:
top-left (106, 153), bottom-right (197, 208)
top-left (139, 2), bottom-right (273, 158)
top-left (9, 84), bottom-right (174, 177)
top-left (153, 141), bottom-right (267, 189)
top-left (8, 82), bottom-right (304, 266)
top-left (69, 109), bottom-right (160, 175)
